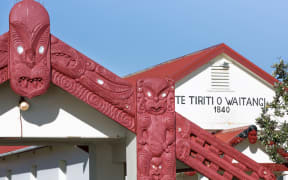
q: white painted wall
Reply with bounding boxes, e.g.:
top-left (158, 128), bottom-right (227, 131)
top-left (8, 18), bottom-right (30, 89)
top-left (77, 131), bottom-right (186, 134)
top-left (234, 139), bottom-right (274, 163)
top-left (176, 54), bottom-right (275, 129)
top-left (0, 145), bottom-right (89, 180)
top-left (125, 131), bottom-right (137, 180)
top-left (0, 143), bottom-right (127, 180)
top-left (0, 82), bottom-right (127, 138)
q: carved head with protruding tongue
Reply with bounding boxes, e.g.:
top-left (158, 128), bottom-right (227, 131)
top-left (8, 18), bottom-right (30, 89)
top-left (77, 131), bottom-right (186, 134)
top-left (9, 0), bottom-right (51, 98)
top-left (142, 78), bottom-right (170, 115)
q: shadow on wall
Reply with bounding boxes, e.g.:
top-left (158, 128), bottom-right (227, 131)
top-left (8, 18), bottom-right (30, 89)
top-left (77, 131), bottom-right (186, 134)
top-left (0, 145), bottom-right (89, 179)
top-left (235, 139), bottom-right (261, 154)
top-left (0, 82), bottom-right (60, 126)
top-left (0, 82), bottom-right (20, 115)
top-left (21, 84), bottom-right (60, 126)
top-left (0, 82), bottom-right (127, 137)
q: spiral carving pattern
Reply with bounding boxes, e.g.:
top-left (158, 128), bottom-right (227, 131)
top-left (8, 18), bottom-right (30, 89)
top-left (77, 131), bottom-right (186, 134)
top-left (52, 69), bottom-right (135, 132)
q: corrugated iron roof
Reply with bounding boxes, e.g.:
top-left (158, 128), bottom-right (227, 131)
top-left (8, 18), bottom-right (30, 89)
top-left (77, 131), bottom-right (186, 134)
top-left (124, 43), bottom-right (277, 87)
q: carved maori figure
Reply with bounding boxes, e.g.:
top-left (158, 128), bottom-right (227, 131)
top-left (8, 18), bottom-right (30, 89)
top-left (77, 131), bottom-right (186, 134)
top-left (231, 125), bottom-right (258, 145)
top-left (0, 2), bottom-right (276, 180)
top-left (176, 113), bottom-right (276, 180)
top-left (137, 78), bottom-right (175, 180)
top-left (0, 0), bottom-right (135, 131)
top-left (9, 0), bottom-right (51, 98)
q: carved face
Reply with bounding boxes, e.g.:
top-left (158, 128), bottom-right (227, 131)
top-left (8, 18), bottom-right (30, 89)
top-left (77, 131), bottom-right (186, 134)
top-left (9, 0), bottom-right (50, 98)
top-left (149, 157), bottom-right (162, 180)
top-left (142, 78), bottom-right (170, 115)
top-left (248, 130), bottom-right (257, 144)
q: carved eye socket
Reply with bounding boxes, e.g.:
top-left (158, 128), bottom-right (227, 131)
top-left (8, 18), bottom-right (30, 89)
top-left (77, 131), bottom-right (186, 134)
top-left (159, 165), bottom-right (162, 169)
top-left (39, 46), bottom-right (45, 54)
top-left (17, 46), bottom-right (24, 55)
top-left (161, 92), bottom-right (167, 98)
top-left (152, 165), bottom-right (156, 169)
top-left (147, 91), bottom-right (152, 97)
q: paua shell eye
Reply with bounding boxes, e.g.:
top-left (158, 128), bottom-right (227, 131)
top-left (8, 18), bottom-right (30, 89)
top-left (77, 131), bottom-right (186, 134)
top-left (159, 165), bottom-right (162, 169)
top-left (161, 92), bottom-right (167, 98)
top-left (97, 79), bottom-right (104, 85)
top-left (147, 91), bottom-right (152, 97)
top-left (17, 46), bottom-right (24, 55)
top-left (39, 46), bottom-right (45, 54)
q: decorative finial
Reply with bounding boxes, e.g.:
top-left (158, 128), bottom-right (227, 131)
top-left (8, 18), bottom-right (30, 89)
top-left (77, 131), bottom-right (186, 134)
top-left (9, 0), bottom-right (51, 98)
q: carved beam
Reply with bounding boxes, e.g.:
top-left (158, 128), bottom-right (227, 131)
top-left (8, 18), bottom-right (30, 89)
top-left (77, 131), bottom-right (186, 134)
top-left (136, 78), bottom-right (176, 180)
top-left (51, 35), bottom-right (135, 132)
top-left (176, 113), bottom-right (276, 180)
top-left (0, 33), bottom-right (9, 85)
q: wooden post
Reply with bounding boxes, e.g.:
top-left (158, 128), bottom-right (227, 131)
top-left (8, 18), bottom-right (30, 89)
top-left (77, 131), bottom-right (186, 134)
top-left (136, 78), bottom-right (176, 180)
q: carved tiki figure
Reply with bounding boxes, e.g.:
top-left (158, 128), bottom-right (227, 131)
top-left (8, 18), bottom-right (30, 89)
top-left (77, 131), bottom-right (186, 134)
top-left (137, 78), bottom-right (176, 180)
top-left (9, 0), bottom-right (51, 98)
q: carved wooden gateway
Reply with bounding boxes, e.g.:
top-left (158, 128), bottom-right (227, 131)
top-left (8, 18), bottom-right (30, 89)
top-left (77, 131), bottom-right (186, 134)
top-left (0, 0), bottom-right (277, 179)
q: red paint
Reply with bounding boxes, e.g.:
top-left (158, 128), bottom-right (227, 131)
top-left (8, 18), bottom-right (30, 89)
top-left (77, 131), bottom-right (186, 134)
top-left (215, 126), bottom-right (249, 145)
top-left (0, 146), bottom-right (29, 154)
top-left (184, 171), bottom-right (197, 176)
top-left (0, 33), bottom-right (9, 84)
top-left (215, 125), bottom-right (258, 146)
top-left (248, 130), bottom-right (257, 144)
top-left (0, 33), bottom-right (8, 68)
top-left (125, 44), bottom-right (278, 87)
top-left (9, 0), bottom-right (51, 98)
top-left (0, 1), bottom-right (279, 180)
top-left (178, 163), bottom-right (288, 176)
top-left (176, 114), bottom-right (275, 180)
top-left (137, 78), bottom-right (175, 180)
top-left (1, 0), bottom-right (136, 133)
top-left (260, 163), bottom-right (288, 172)
top-left (50, 36), bottom-right (135, 132)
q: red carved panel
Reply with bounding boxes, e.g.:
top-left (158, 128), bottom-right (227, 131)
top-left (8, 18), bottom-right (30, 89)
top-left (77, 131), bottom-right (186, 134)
top-left (51, 36), bottom-right (135, 132)
top-left (0, 33), bottom-right (8, 68)
top-left (176, 113), bottom-right (276, 180)
top-left (9, 0), bottom-right (51, 98)
top-left (137, 78), bottom-right (176, 180)
top-left (0, 67), bottom-right (8, 85)
top-left (0, 33), bottom-right (9, 84)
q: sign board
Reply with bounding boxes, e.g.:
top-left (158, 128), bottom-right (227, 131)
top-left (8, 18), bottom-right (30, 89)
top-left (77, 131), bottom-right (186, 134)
top-left (175, 55), bottom-right (275, 129)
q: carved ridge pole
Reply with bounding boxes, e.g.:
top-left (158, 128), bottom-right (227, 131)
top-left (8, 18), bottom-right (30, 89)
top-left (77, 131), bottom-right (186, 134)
top-left (136, 78), bottom-right (176, 180)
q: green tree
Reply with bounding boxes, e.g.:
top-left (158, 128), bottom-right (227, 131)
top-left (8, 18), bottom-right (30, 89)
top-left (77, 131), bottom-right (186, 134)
top-left (256, 59), bottom-right (288, 163)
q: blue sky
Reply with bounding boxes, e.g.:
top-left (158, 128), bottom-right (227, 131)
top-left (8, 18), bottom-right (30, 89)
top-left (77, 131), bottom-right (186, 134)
top-left (1, 0), bottom-right (288, 77)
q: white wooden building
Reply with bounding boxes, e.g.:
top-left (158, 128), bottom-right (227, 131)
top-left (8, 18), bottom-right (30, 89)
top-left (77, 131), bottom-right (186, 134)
top-left (0, 0), bottom-right (286, 179)
top-left (0, 43), bottom-right (286, 179)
